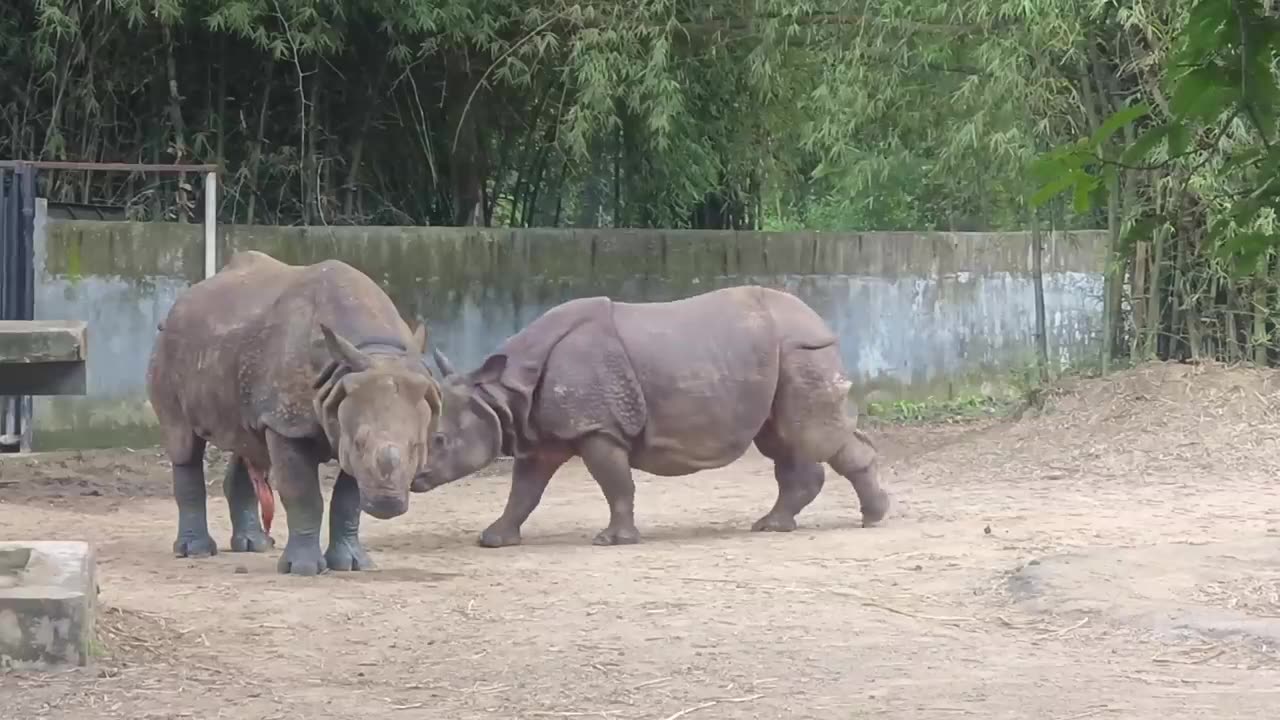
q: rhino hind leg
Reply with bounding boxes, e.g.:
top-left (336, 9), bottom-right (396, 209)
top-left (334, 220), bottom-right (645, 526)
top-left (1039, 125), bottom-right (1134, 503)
top-left (325, 472), bottom-right (374, 571)
top-left (223, 455), bottom-right (275, 553)
top-left (751, 426), bottom-right (827, 532)
top-left (752, 460), bottom-right (826, 532)
top-left (771, 344), bottom-right (890, 527)
top-left (266, 429), bottom-right (327, 576)
top-left (827, 428), bottom-right (889, 527)
top-left (578, 436), bottom-right (641, 547)
top-left (171, 435), bottom-right (219, 558)
top-left (478, 451), bottom-right (569, 548)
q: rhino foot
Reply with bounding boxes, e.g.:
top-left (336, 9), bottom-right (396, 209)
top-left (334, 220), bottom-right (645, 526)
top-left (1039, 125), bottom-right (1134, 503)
top-left (230, 528), bottom-right (275, 553)
top-left (478, 525), bottom-right (522, 548)
top-left (173, 532), bottom-right (218, 558)
top-left (860, 489), bottom-right (890, 527)
top-left (277, 535), bottom-right (327, 576)
top-left (592, 525), bottom-right (641, 546)
top-left (325, 538), bottom-right (375, 571)
top-left (751, 513), bottom-right (798, 533)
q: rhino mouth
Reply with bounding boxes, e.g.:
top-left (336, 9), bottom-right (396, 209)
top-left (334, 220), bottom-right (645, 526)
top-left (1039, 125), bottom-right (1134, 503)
top-left (362, 494), bottom-right (409, 519)
top-left (410, 472), bottom-right (445, 493)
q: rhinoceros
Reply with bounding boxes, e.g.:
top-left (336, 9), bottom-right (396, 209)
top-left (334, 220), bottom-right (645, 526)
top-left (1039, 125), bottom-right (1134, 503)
top-left (147, 250), bottom-right (442, 575)
top-left (412, 285), bottom-right (888, 547)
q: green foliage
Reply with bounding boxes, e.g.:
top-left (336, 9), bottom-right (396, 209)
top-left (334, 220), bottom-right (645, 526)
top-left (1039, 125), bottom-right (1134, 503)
top-left (0, 0), bottom-right (1133, 231)
top-left (1029, 0), bottom-right (1280, 366)
top-left (1032, 0), bottom-right (1280, 272)
top-left (865, 394), bottom-right (1013, 425)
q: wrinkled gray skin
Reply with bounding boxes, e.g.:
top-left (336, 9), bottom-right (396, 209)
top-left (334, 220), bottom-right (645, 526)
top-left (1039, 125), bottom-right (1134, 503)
top-left (147, 250), bottom-right (442, 575)
top-left (412, 285), bottom-right (889, 548)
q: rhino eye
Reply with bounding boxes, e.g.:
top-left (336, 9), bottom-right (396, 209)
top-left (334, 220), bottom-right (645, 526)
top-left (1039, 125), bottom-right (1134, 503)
top-left (432, 433), bottom-right (446, 450)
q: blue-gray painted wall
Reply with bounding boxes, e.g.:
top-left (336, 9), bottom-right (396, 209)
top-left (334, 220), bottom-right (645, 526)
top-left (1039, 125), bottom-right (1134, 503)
top-left (29, 199), bottom-right (1106, 450)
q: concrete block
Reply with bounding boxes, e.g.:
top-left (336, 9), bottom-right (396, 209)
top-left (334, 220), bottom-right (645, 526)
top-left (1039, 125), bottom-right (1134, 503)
top-left (0, 541), bottom-right (97, 668)
top-left (0, 321), bottom-right (88, 364)
top-left (0, 320), bottom-right (88, 395)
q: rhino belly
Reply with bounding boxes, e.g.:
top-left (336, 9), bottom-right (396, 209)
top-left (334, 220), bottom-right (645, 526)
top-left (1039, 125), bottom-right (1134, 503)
top-left (629, 432), bottom-right (758, 476)
top-left (627, 369), bottom-right (776, 476)
top-left (612, 293), bottom-right (781, 476)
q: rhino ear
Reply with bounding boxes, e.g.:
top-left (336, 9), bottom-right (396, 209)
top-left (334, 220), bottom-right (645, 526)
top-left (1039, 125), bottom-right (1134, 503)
top-left (470, 353), bottom-right (507, 384)
top-left (411, 318), bottom-right (429, 355)
top-left (320, 323), bottom-right (372, 373)
top-left (432, 348), bottom-right (456, 377)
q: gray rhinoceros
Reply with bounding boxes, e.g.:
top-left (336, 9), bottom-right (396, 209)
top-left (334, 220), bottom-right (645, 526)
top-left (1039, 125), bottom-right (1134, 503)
top-left (412, 285), bottom-right (888, 547)
top-left (147, 250), bottom-right (442, 575)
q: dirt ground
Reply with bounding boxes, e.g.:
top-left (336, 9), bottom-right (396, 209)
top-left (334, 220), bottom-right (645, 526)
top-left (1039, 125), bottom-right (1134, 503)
top-left (3, 362), bottom-right (1280, 719)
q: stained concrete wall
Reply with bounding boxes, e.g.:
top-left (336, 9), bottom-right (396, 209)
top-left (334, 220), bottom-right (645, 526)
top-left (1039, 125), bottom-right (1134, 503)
top-left (29, 199), bottom-right (1107, 449)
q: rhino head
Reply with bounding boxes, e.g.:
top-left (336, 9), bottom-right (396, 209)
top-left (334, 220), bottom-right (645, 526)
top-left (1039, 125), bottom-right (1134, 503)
top-left (410, 348), bottom-right (504, 493)
top-left (314, 322), bottom-right (442, 519)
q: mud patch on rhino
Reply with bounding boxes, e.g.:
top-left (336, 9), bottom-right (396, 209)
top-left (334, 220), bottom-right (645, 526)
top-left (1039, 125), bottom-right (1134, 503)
top-left (995, 538), bottom-right (1280, 662)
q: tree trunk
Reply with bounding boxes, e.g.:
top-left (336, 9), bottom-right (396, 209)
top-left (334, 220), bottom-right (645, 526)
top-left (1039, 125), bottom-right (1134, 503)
top-left (1130, 239), bottom-right (1148, 361)
top-left (162, 25), bottom-right (189, 222)
top-left (1253, 276), bottom-right (1269, 366)
top-left (446, 52), bottom-right (486, 226)
top-left (1172, 217), bottom-right (1190, 360)
top-left (40, 42), bottom-right (72, 161)
top-left (215, 35), bottom-right (227, 171)
top-left (1031, 205), bottom-right (1050, 382)
top-left (343, 51), bottom-right (388, 221)
top-left (1102, 169), bottom-right (1120, 372)
top-left (302, 62), bottom-right (322, 225)
top-left (1144, 206), bottom-right (1167, 359)
top-left (246, 56), bottom-right (274, 225)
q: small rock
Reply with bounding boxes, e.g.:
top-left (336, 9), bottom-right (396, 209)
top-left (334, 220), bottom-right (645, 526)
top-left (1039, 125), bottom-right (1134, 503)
top-left (1028, 559), bottom-right (1041, 566)
top-left (234, 565), bottom-right (249, 574)
top-left (983, 524), bottom-right (992, 535)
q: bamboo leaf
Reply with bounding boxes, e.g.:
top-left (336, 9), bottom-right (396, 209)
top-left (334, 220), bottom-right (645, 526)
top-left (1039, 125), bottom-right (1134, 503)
top-left (1119, 124), bottom-right (1172, 166)
top-left (1088, 103), bottom-right (1150, 149)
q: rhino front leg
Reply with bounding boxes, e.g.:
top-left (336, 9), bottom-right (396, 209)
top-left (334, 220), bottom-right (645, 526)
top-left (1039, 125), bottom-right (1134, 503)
top-left (326, 471), bottom-right (374, 570)
top-left (172, 435), bottom-right (218, 558)
top-left (479, 451), bottom-right (569, 548)
top-left (578, 435), bottom-right (641, 546)
top-left (828, 428), bottom-right (890, 527)
top-left (266, 430), bottom-right (327, 576)
top-left (223, 455), bottom-right (275, 552)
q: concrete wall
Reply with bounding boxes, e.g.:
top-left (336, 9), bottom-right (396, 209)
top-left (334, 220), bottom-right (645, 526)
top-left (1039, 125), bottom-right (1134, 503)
top-left (29, 199), bottom-right (1107, 450)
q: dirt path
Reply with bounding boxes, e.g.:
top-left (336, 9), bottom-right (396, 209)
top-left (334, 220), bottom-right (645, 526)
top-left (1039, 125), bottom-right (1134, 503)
top-left (3, 363), bottom-right (1280, 719)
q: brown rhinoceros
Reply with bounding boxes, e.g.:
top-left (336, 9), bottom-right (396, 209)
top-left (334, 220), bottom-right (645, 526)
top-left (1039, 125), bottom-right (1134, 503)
top-left (412, 285), bottom-right (888, 547)
top-left (147, 250), bottom-right (442, 575)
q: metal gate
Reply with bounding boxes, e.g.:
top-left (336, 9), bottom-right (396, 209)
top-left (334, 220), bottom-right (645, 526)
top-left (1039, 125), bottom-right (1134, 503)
top-left (0, 162), bottom-right (36, 451)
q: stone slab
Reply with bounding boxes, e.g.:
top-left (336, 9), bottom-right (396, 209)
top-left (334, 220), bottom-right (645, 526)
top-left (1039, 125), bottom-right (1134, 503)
top-left (0, 541), bottom-right (97, 668)
top-left (0, 320), bottom-right (89, 395)
top-left (0, 320), bottom-right (88, 364)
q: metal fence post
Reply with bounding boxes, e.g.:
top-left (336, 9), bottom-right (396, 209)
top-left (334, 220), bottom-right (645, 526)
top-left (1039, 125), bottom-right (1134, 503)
top-left (204, 171), bottom-right (217, 279)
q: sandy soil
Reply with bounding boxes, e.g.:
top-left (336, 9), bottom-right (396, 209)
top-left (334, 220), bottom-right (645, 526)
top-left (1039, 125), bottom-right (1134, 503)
top-left (2, 361), bottom-right (1280, 719)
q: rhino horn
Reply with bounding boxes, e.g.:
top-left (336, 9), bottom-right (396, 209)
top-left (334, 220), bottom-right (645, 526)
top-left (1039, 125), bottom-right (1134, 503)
top-left (432, 348), bottom-right (456, 377)
top-left (320, 323), bottom-right (372, 373)
top-left (411, 318), bottom-right (429, 355)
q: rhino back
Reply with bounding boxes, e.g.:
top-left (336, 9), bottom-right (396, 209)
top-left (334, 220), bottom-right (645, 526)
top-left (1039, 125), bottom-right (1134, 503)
top-left (756, 286), bottom-right (838, 351)
top-left (243, 259), bottom-right (418, 439)
top-left (530, 307), bottom-right (647, 447)
top-left (149, 254), bottom-right (414, 459)
top-left (611, 287), bottom-right (781, 472)
top-left (148, 251), bottom-right (301, 462)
